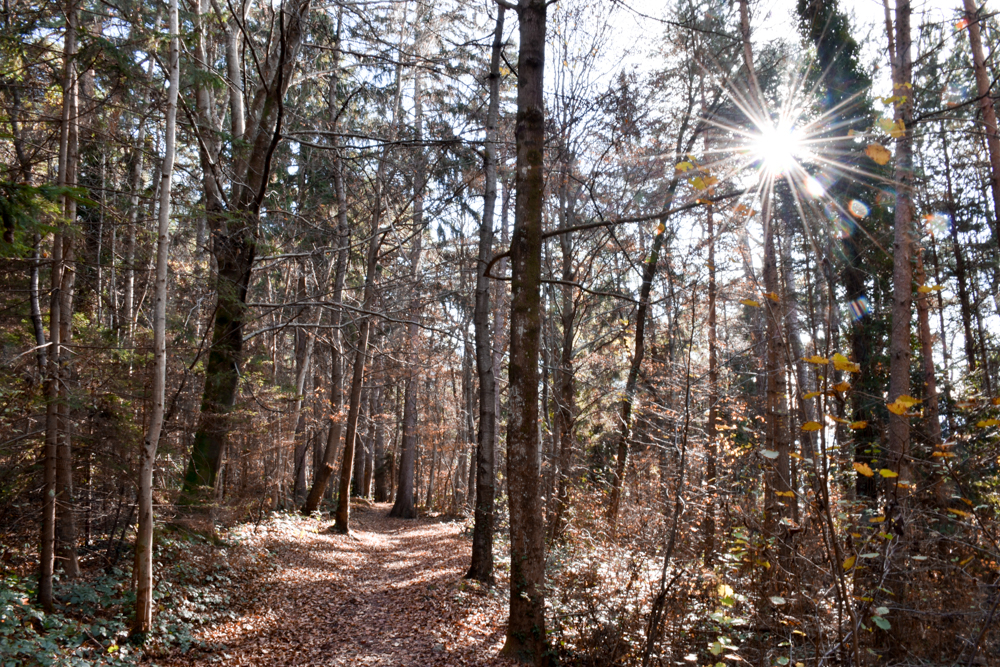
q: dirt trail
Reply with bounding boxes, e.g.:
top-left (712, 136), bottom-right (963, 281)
top-left (164, 503), bottom-right (516, 666)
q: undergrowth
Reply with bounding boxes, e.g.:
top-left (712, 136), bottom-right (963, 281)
top-left (0, 521), bottom-right (279, 666)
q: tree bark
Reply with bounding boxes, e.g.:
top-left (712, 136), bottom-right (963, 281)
top-left (501, 0), bottom-right (549, 661)
top-left (55, 3), bottom-right (81, 577)
top-left (887, 0), bottom-right (914, 491)
top-left (389, 63), bottom-right (427, 520)
top-left (302, 19), bottom-right (352, 515)
top-left (133, 0), bottom-right (178, 632)
top-left (181, 0), bottom-right (313, 506)
top-left (39, 4), bottom-right (77, 609)
top-left (467, 5), bottom-right (504, 581)
top-left (961, 0), bottom-right (1000, 242)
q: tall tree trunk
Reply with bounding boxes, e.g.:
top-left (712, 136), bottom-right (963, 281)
top-left (181, 0), bottom-right (312, 506)
top-left (55, 4), bottom-right (81, 577)
top-left (703, 183), bottom-right (718, 566)
top-left (331, 217), bottom-right (383, 531)
top-left (467, 5), bottom-right (504, 581)
top-left (962, 0), bottom-right (1000, 241)
top-left (887, 0), bottom-right (914, 491)
top-left (501, 0), bottom-right (549, 661)
top-left (373, 385), bottom-right (389, 501)
top-left (737, 0), bottom-right (793, 565)
top-left (940, 131), bottom-right (978, 378)
top-left (914, 252), bottom-right (942, 450)
top-left (39, 4), bottom-right (77, 609)
top-left (302, 20), bottom-right (351, 514)
top-left (133, 0), bottom-right (178, 632)
top-left (353, 384), bottom-right (371, 497)
top-left (389, 64), bottom-right (427, 520)
top-left (548, 170), bottom-right (577, 542)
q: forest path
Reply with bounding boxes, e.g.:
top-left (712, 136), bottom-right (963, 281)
top-left (164, 503), bottom-right (515, 666)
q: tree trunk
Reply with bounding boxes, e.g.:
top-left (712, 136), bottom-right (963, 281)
top-left (467, 5), bottom-right (504, 582)
top-left (548, 169), bottom-right (577, 542)
top-left (302, 23), bottom-right (351, 514)
top-left (353, 384), bottom-right (370, 497)
top-left (55, 6), bottom-right (81, 577)
top-left (501, 0), bottom-right (549, 661)
top-left (703, 179), bottom-right (718, 566)
top-left (962, 0), bottom-right (1000, 242)
top-left (181, 0), bottom-right (312, 506)
top-left (389, 65), bottom-right (426, 520)
top-left (887, 0), bottom-right (914, 491)
top-left (39, 5), bottom-right (77, 608)
top-left (133, 0), bottom-right (178, 632)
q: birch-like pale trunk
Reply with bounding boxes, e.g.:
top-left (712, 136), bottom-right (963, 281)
top-left (133, 0), bottom-right (178, 633)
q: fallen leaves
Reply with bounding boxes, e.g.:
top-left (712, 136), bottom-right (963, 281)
top-left (159, 505), bottom-right (515, 667)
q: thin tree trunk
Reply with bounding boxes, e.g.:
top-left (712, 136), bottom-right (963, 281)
top-left (501, 0), bottom-right (549, 660)
top-left (962, 0), bottom-right (1000, 241)
top-left (39, 5), bottom-right (76, 607)
top-left (55, 9), bottom-right (81, 577)
top-left (467, 5), bottom-right (504, 581)
top-left (389, 63), bottom-right (426, 520)
top-left (703, 179), bottom-right (718, 566)
top-left (302, 21), bottom-right (351, 514)
top-left (133, 0), bottom-right (178, 632)
top-left (914, 252), bottom-right (942, 449)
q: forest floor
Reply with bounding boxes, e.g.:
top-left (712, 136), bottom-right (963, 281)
top-left (159, 502), bottom-right (518, 666)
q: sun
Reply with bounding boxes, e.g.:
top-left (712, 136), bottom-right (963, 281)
top-left (750, 121), bottom-right (807, 176)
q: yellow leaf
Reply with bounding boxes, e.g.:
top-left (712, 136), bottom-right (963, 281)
top-left (691, 176), bottom-right (707, 190)
top-left (832, 353), bottom-right (860, 373)
top-left (776, 490), bottom-right (795, 497)
top-left (789, 452), bottom-right (803, 460)
top-left (675, 161), bottom-right (695, 173)
top-left (960, 556), bottom-right (974, 566)
top-left (832, 381), bottom-right (851, 392)
top-left (843, 555), bottom-right (857, 570)
top-left (802, 391), bottom-right (821, 399)
top-left (948, 508), bottom-right (971, 518)
top-left (869, 515), bottom-right (886, 523)
top-left (879, 469), bottom-right (899, 478)
top-left (887, 400), bottom-right (908, 415)
top-left (896, 395), bottom-right (921, 408)
top-left (740, 298), bottom-right (760, 308)
top-left (931, 451), bottom-right (956, 458)
top-left (828, 415), bottom-right (850, 425)
top-left (866, 143), bottom-right (892, 165)
top-left (854, 462), bottom-right (874, 477)
top-left (977, 419), bottom-right (1000, 428)
top-left (803, 355), bottom-right (829, 365)
top-left (917, 285), bottom-right (933, 294)
top-left (992, 397), bottom-right (1000, 406)
top-left (765, 291), bottom-right (780, 302)
top-left (801, 421), bottom-right (823, 432)
top-left (849, 421), bottom-right (868, 429)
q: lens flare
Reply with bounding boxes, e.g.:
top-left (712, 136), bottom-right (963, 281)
top-left (849, 200), bottom-right (869, 218)
top-left (804, 176), bottom-right (825, 197)
top-left (751, 122), bottom-right (806, 176)
top-left (848, 296), bottom-right (871, 321)
top-left (923, 212), bottom-right (949, 236)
